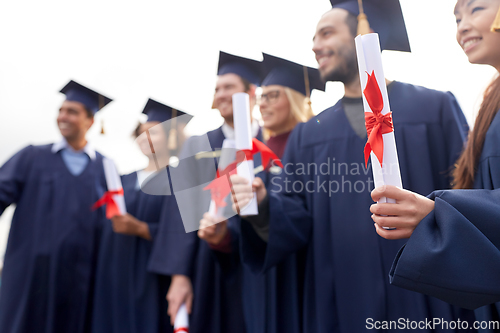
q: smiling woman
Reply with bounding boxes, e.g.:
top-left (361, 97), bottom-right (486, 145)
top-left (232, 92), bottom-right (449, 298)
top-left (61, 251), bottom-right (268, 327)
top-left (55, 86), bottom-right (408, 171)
top-left (370, 0), bottom-right (500, 326)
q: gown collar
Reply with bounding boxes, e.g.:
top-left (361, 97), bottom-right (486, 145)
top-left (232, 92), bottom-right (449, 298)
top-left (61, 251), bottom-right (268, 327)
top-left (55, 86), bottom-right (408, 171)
top-left (51, 138), bottom-right (96, 160)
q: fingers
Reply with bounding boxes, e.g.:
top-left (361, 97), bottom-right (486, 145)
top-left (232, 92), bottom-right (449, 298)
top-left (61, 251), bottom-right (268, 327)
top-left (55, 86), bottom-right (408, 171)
top-left (186, 292), bottom-right (193, 314)
top-left (373, 223), bottom-right (411, 240)
top-left (370, 202), bottom-right (411, 217)
top-left (198, 214), bottom-right (217, 240)
top-left (229, 174), bottom-right (249, 186)
top-left (166, 294), bottom-right (180, 326)
top-left (371, 185), bottom-right (409, 202)
top-left (252, 177), bottom-right (264, 189)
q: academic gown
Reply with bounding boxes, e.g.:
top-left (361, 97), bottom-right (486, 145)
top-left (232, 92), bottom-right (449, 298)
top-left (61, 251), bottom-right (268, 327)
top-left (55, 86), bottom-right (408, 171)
top-left (390, 110), bottom-right (500, 332)
top-left (149, 126), bottom-right (250, 333)
top-left (0, 144), bottom-right (107, 333)
top-left (236, 131), bottom-right (306, 333)
top-left (241, 81), bottom-right (475, 333)
top-left (91, 171), bottom-right (174, 333)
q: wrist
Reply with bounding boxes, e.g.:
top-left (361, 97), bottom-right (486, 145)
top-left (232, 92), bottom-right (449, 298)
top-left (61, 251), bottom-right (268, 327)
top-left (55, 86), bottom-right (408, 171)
top-left (137, 221), bottom-right (151, 240)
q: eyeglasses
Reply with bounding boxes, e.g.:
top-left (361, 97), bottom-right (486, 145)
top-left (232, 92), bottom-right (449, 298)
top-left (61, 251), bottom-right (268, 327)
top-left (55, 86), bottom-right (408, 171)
top-left (259, 90), bottom-right (280, 105)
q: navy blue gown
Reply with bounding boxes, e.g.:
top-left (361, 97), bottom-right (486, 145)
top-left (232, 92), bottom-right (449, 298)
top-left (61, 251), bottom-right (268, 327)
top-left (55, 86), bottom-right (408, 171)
top-left (0, 144), bottom-right (107, 333)
top-left (149, 127), bottom-right (247, 333)
top-left (91, 171), bottom-right (175, 333)
top-left (390, 110), bottom-right (500, 332)
top-left (213, 131), bottom-right (305, 333)
top-left (240, 82), bottom-right (475, 332)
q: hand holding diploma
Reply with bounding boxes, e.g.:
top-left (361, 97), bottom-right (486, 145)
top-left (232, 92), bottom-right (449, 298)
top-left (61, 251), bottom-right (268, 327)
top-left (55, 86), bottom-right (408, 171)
top-left (370, 185), bottom-right (435, 239)
top-left (204, 93), bottom-right (282, 218)
top-left (92, 158), bottom-right (127, 218)
top-left (167, 275), bottom-right (192, 329)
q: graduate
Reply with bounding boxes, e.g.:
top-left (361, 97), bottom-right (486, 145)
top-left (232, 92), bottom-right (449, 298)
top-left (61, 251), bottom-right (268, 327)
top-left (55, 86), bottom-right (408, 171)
top-left (0, 80), bottom-right (111, 333)
top-left (371, 1), bottom-right (500, 330)
top-left (199, 53), bottom-right (325, 333)
top-left (151, 51), bottom-right (262, 333)
top-left (229, 1), bottom-right (476, 332)
top-left (91, 99), bottom-right (195, 333)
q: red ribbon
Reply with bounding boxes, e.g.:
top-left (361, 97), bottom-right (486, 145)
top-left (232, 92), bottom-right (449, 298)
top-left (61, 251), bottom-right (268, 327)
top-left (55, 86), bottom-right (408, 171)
top-left (92, 188), bottom-right (124, 219)
top-left (363, 70), bottom-right (394, 168)
top-left (173, 328), bottom-right (189, 333)
top-left (203, 138), bottom-right (283, 213)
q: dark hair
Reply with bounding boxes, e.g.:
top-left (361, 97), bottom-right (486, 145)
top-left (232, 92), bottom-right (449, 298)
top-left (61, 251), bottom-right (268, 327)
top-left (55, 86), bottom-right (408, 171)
top-left (453, 75), bottom-right (500, 189)
top-left (240, 77), bottom-right (252, 92)
top-left (84, 106), bottom-right (94, 118)
top-left (132, 122), bottom-right (142, 138)
top-left (345, 11), bottom-right (358, 38)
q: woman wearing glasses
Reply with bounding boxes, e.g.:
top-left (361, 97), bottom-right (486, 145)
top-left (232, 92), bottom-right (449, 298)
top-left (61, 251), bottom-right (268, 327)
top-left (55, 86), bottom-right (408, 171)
top-left (370, 0), bottom-right (500, 327)
top-left (198, 53), bottom-right (325, 333)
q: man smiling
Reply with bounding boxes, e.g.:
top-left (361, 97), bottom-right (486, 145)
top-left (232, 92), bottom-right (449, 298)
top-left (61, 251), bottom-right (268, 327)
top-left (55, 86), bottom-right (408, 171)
top-left (231, 1), bottom-right (475, 332)
top-left (0, 80), bottom-right (111, 333)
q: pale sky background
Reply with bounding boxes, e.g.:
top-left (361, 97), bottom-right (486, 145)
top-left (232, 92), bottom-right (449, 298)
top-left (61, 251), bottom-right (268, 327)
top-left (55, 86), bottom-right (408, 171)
top-left (0, 0), bottom-right (498, 260)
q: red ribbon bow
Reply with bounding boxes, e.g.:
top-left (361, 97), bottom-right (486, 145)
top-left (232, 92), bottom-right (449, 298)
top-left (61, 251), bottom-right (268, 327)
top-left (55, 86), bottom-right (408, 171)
top-left (174, 328), bottom-right (189, 333)
top-left (92, 188), bottom-right (124, 219)
top-left (363, 70), bottom-right (394, 168)
top-left (203, 138), bottom-right (283, 213)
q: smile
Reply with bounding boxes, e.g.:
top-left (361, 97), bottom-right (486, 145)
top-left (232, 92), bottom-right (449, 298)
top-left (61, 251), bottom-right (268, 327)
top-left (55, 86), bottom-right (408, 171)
top-left (462, 37), bottom-right (481, 52)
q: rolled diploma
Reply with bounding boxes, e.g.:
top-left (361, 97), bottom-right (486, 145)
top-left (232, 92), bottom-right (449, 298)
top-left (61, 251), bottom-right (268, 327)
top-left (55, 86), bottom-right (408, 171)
top-left (174, 303), bottom-right (189, 331)
top-left (232, 92), bottom-right (258, 215)
top-left (208, 139), bottom-right (236, 220)
top-left (355, 33), bottom-right (402, 203)
top-left (103, 158), bottom-right (127, 215)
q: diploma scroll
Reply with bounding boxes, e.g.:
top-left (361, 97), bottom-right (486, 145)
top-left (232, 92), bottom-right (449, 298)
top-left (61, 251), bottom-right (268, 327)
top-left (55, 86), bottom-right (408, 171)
top-left (355, 33), bottom-right (402, 203)
top-left (208, 139), bottom-right (236, 219)
top-left (174, 303), bottom-right (189, 332)
top-left (102, 158), bottom-right (127, 215)
top-left (232, 93), bottom-right (258, 215)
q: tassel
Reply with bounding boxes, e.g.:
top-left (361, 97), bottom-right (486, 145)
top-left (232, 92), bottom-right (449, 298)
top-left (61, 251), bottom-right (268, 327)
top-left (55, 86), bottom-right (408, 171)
top-left (303, 66), bottom-right (312, 108)
top-left (168, 128), bottom-right (177, 150)
top-left (491, 6), bottom-right (500, 32)
top-left (168, 109), bottom-right (178, 150)
top-left (357, 0), bottom-right (371, 36)
top-left (101, 119), bottom-right (105, 134)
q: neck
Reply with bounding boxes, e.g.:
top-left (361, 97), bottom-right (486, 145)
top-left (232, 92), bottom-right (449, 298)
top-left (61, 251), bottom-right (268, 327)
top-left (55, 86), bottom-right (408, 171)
top-left (224, 119), bottom-right (234, 128)
top-left (144, 160), bottom-right (158, 172)
top-left (343, 76), bottom-right (362, 98)
top-left (343, 77), bottom-right (393, 98)
top-left (66, 137), bottom-right (87, 151)
top-left (270, 121), bottom-right (296, 136)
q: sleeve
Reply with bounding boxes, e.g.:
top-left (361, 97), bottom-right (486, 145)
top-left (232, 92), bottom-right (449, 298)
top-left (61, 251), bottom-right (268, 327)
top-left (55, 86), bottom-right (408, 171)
top-left (441, 92), bottom-right (469, 173)
top-left (0, 145), bottom-right (34, 214)
top-left (389, 189), bottom-right (500, 310)
top-left (147, 194), bottom-right (198, 277)
top-left (146, 222), bottom-right (159, 241)
top-left (240, 124), bottom-right (312, 274)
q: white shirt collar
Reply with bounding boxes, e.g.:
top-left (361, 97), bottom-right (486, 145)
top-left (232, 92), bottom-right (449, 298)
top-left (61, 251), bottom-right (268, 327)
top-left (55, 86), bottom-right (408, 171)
top-left (51, 138), bottom-right (96, 160)
top-left (221, 119), bottom-right (260, 140)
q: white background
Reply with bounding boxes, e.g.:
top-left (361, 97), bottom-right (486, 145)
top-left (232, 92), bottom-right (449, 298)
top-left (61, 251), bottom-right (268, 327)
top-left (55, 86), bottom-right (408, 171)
top-left (0, 0), bottom-right (497, 262)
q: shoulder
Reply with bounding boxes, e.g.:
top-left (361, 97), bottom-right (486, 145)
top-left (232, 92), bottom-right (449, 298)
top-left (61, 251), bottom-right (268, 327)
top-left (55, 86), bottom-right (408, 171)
top-left (289, 102), bottom-right (344, 148)
top-left (390, 81), bottom-right (462, 123)
top-left (390, 81), bottom-right (454, 100)
top-left (481, 111), bottom-right (500, 158)
top-left (14, 144), bottom-right (50, 160)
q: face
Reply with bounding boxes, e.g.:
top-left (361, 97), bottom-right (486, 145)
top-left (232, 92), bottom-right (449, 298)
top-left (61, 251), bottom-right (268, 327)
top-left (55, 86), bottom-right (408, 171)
top-left (312, 9), bottom-right (359, 83)
top-left (455, 0), bottom-right (500, 68)
top-left (259, 85), bottom-right (295, 134)
top-left (136, 122), bottom-right (166, 157)
top-left (213, 73), bottom-right (247, 121)
top-left (57, 100), bottom-right (93, 141)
